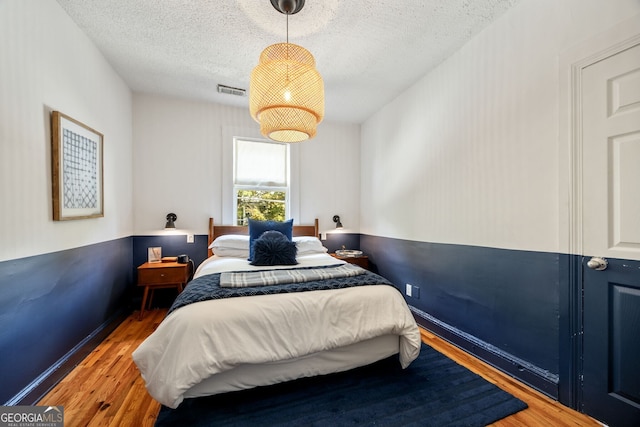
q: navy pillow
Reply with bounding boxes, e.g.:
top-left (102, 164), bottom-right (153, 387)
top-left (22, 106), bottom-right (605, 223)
top-left (248, 218), bottom-right (294, 261)
top-left (250, 231), bottom-right (298, 266)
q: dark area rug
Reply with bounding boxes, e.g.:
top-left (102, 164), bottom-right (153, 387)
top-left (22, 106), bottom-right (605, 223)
top-left (156, 344), bottom-right (527, 427)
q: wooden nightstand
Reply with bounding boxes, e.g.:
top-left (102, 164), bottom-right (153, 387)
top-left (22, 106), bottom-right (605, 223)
top-left (137, 261), bottom-right (189, 320)
top-left (330, 253), bottom-right (370, 270)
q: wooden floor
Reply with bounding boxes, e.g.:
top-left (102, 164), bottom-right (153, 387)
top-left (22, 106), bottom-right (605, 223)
top-left (39, 309), bottom-right (601, 427)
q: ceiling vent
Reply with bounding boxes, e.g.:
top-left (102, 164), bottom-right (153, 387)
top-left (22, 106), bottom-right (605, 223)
top-left (217, 84), bottom-right (246, 97)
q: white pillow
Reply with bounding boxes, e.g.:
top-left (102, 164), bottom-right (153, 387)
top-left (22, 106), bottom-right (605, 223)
top-left (208, 234), bottom-right (249, 250)
top-left (209, 234), bottom-right (325, 257)
top-left (293, 236), bottom-right (328, 255)
top-left (212, 247), bottom-right (250, 258)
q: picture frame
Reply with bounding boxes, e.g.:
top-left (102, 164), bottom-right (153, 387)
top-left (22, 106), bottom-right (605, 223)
top-left (148, 247), bottom-right (162, 263)
top-left (51, 111), bottom-right (104, 220)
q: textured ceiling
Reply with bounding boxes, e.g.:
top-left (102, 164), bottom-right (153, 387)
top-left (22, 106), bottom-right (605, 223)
top-left (55, 0), bottom-right (519, 123)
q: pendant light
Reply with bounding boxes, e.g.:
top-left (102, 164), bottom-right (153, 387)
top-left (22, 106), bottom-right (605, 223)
top-left (249, 0), bottom-right (324, 143)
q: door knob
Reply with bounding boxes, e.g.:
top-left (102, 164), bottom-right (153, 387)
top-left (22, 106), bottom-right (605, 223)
top-left (587, 257), bottom-right (608, 271)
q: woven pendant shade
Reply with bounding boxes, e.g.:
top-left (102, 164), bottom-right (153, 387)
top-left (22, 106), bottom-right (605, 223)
top-left (250, 42), bottom-right (324, 143)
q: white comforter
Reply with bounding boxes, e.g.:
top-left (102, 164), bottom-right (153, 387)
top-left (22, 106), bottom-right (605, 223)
top-left (132, 254), bottom-right (421, 408)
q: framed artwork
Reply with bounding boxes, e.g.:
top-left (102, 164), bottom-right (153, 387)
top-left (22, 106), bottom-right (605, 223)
top-left (148, 247), bottom-right (162, 263)
top-left (51, 111), bottom-right (104, 220)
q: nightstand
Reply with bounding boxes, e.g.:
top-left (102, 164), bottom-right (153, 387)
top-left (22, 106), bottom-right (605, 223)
top-left (330, 253), bottom-right (370, 270)
top-left (137, 261), bottom-right (189, 320)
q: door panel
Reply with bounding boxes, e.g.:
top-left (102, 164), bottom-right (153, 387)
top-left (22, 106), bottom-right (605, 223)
top-left (583, 259), bottom-right (640, 426)
top-left (581, 42), bottom-right (640, 426)
top-left (610, 282), bottom-right (640, 403)
top-left (583, 43), bottom-right (640, 261)
top-left (610, 132), bottom-right (640, 250)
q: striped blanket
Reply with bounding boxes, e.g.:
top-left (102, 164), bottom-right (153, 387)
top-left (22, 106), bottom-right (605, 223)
top-left (220, 263), bottom-right (365, 288)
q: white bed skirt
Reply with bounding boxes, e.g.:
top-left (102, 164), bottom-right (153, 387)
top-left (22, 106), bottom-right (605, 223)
top-left (184, 334), bottom-right (400, 400)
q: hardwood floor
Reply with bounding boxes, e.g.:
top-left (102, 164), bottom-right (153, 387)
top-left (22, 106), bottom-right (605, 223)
top-left (38, 309), bottom-right (601, 427)
top-left (39, 310), bottom-right (165, 427)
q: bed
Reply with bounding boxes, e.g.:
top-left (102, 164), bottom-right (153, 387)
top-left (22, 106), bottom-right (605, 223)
top-left (132, 218), bottom-right (421, 409)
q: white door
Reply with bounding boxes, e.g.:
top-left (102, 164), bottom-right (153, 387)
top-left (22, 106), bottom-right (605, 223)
top-left (581, 41), bottom-right (640, 427)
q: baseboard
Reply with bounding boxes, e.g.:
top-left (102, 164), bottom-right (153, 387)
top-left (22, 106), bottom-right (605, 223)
top-left (5, 308), bottom-right (130, 406)
top-left (411, 306), bottom-right (559, 399)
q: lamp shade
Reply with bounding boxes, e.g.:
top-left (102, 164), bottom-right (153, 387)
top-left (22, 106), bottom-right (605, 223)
top-left (250, 43), bottom-right (324, 143)
top-left (165, 213), bottom-right (177, 229)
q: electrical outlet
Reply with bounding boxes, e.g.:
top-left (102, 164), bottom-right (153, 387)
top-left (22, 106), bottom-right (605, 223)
top-left (412, 285), bottom-right (420, 299)
top-left (187, 234), bottom-right (194, 243)
top-left (405, 284), bottom-right (412, 297)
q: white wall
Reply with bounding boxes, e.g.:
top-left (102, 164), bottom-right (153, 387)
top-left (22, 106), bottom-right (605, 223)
top-left (132, 93), bottom-right (360, 237)
top-left (0, 0), bottom-right (133, 262)
top-left (360, 0), bottom-right (640, 253)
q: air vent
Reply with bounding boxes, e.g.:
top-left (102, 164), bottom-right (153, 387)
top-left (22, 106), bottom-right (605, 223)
top-left (217, 84), bottom-right (246, 97)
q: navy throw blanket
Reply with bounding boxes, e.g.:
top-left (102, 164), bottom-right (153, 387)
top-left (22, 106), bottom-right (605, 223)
top-left (167, 265), bottom-right (394, 316)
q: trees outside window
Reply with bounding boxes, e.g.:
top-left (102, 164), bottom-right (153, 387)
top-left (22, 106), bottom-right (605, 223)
top-left (236, 189), bottom-right (286, 225)
top-left (233, 139), bottom-right (289, 225)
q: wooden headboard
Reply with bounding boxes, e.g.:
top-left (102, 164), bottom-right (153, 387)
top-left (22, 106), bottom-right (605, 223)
top-left (207, 218), bottom-right (319, 257)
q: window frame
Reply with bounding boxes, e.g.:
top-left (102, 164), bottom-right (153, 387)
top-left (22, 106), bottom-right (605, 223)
top-left (232, 137), bottom-right (290, 225)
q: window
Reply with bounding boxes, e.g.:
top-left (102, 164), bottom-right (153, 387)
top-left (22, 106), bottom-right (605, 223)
top-left (233, 138), bottom-right (290, 225)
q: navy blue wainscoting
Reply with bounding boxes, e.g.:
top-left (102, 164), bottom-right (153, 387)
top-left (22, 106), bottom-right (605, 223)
top-left (0, 238), bottom-right (133, 404)
top-left (558, 253), bottom-right (581, 409)
top-left (360, 234), bottom-right (561, 400)
top-left (322, 233), bottom-right (360, 254)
